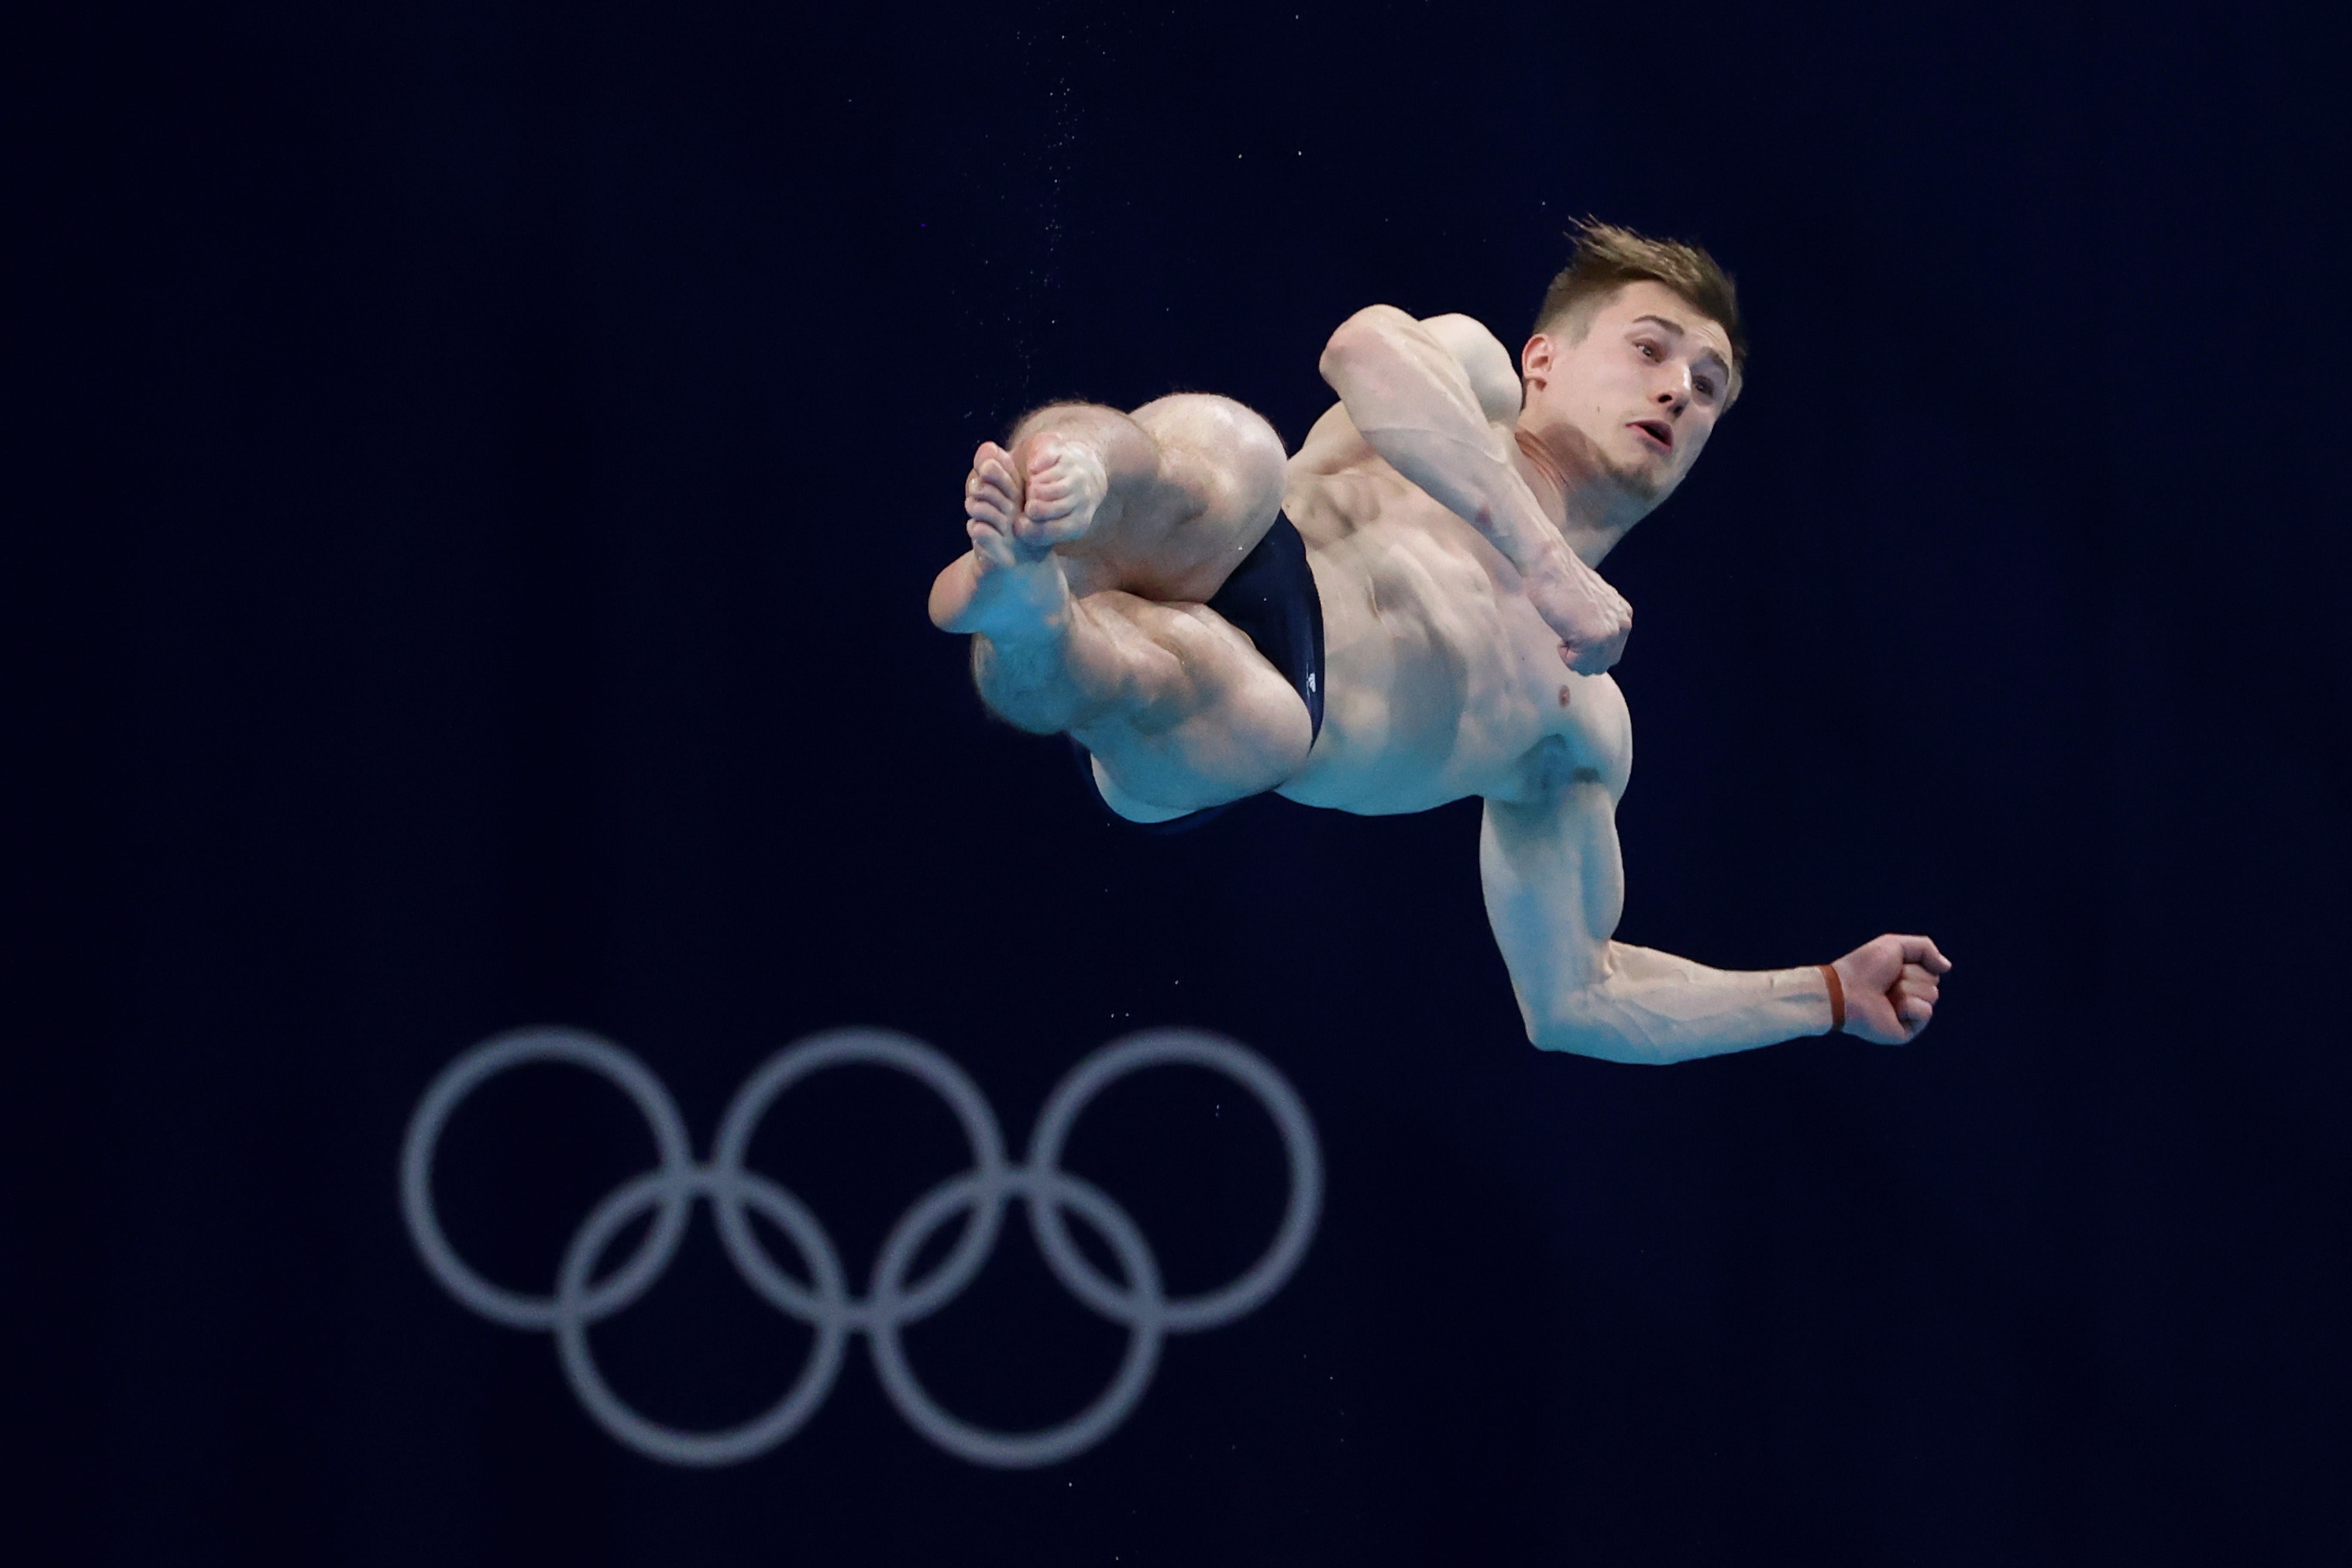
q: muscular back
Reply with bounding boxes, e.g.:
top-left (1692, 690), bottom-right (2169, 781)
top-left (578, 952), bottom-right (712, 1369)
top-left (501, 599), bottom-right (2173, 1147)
top-left (1276, 322), bottom-right (1632, 818)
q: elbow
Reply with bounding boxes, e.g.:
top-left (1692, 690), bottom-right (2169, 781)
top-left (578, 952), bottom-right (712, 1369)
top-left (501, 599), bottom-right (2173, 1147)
top-left (1319, 304), bottom-right (1415, 382)
top-left (1531, 1027), bottom-right (1661, 1066)
top-left (1525, 996), bottom-right (1669, 1066)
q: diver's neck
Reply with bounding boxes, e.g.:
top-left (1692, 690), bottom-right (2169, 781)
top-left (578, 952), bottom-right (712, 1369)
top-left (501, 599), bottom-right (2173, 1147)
top-left (1513, 425), bottom-right (1646, 567)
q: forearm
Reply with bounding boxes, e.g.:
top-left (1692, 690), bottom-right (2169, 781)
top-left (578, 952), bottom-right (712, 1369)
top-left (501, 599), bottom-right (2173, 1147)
top-left (1319, 307), bottom-right (1567, 576)
top-left (1523, 945), bottom-right (1836, 1065)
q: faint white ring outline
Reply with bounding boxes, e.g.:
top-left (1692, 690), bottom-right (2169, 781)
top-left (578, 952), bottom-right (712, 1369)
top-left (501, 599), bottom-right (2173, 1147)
top-left (399, 1024), bottom-right (1321, 1468)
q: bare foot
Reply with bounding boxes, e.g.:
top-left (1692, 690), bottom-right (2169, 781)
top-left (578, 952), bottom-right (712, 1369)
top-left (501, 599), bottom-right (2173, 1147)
top-left (928, 441), bottom-right (1083, 637)
top-left (1016, 431), bottom-right (1109, 548)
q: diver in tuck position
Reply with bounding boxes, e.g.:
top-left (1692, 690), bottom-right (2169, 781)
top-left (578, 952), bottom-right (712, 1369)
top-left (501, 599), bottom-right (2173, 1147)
top-left (928, 221), bottom-right (1949, 1062)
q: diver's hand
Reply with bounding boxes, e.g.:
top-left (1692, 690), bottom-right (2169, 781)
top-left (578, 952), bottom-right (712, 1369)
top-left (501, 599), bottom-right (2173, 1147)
top-left (1522, 543), bottom-right (1633, 674)
top-left (1832, 935), bottom-right (1952, 1044)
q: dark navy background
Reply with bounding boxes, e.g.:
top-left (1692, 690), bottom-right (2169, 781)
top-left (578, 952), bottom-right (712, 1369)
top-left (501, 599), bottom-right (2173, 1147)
top-left (12, 1), bottom-right (2347, 1562)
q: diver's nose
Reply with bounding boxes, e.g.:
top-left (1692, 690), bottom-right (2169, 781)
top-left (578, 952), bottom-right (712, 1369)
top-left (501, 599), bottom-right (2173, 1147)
top-left (1655, 382), bottom-right (1687, 417)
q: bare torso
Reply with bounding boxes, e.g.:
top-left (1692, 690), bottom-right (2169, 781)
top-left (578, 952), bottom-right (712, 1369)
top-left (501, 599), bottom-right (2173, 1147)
top-left (936, 291), bottom-right (1947, 1061)
top-left (1277, 401), bottom-right (1632, 817)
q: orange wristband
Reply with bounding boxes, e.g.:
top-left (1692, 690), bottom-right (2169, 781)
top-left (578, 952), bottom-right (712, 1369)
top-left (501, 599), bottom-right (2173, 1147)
top-left (1819, 964), bottom-right (1845, 1034)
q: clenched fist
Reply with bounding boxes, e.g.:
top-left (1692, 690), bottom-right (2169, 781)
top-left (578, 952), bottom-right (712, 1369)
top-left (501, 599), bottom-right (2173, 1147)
top-left (1831, 934), bottom-right (1952, 1044)
top-left (1519, 541), bottom-right (1633, 675)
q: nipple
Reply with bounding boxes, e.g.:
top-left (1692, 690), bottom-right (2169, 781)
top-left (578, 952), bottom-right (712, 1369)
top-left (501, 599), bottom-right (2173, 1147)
top-left (1558, 685), bottom-right (1573, 708)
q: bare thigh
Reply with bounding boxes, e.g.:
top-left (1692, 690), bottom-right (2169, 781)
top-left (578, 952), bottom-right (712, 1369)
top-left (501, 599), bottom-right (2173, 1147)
top-left (1066, 589), bottom-right (1315, 818)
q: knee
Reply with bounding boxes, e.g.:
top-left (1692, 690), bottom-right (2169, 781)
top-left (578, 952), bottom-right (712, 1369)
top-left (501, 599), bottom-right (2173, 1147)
top-left (1131, 393), bottom-right (1287, 517)
top-left (1133, 393), bottom-right (1285, 474)
top-left (1008, 400), bottom-right (1123, 450)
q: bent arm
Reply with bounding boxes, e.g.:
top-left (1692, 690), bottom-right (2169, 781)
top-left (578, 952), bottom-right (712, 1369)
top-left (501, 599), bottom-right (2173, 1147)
top-left (1318, 306), bottom-right (1567, 579)
top-left (1479, 778), bottom-right (1835, 1065)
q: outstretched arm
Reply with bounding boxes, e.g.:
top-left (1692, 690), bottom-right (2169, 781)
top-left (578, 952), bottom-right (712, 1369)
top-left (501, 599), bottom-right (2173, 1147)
top-left (1319, 305), bottom-right (1631, 672)
top-left (1479, 764), bottom-right (1950, 1064)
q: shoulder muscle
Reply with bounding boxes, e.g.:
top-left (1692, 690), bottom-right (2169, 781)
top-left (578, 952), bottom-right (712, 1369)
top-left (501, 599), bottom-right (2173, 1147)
top-left (1419, 314), bottom-right (1522, 426)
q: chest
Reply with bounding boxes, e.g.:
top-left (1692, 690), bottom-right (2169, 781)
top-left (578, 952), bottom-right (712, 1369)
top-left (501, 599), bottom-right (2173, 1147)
top-left (1293, 504), bottom-right (1631, 808)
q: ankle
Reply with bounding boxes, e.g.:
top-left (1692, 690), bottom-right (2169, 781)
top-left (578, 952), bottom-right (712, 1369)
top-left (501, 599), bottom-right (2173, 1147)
top-left (968, 550), bottom-right (1073, 640)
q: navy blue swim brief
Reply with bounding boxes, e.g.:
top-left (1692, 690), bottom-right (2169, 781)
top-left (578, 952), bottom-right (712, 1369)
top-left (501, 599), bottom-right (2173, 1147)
top-left (1069, 509), bottom-right (1325, 833)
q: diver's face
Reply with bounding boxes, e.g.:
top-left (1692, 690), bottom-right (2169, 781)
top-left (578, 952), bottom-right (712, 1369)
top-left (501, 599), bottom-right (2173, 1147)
top-left (1520, 280), bottom-right (1736, 508)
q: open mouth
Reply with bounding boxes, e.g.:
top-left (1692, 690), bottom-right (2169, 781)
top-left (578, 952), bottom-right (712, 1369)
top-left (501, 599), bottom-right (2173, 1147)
top-left (1631, 420), bottom-right (1674, 453)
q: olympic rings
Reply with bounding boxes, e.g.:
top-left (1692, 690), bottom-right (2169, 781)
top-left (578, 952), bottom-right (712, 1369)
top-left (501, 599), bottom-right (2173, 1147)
top-left (399, 1025), bottom-right (1321, 1469)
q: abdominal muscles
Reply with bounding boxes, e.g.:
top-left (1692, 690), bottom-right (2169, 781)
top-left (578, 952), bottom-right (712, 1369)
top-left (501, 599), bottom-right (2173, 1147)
top-left (1280, 514), bottom-right (1617, 815)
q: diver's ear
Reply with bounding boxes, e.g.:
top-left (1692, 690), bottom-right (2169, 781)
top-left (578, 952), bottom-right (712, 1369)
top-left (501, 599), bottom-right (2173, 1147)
top-left (1521, 332), bottom-right (1556, 392)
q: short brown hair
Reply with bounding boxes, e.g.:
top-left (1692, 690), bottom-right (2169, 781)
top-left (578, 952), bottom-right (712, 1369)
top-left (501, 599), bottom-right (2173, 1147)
top-left (1534, 218), bottom-right (1746, 379)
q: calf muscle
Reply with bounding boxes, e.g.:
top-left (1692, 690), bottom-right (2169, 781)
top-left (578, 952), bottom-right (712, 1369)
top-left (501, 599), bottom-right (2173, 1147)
top-left (971, 591), bottom-right (1173, 737)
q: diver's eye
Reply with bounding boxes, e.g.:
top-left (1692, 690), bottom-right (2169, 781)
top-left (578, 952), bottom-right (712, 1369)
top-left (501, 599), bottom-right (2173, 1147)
top-left (1694, 377), bottom-right (1715, 398)
top-left (1638, 342), bottom-right (1659, 360)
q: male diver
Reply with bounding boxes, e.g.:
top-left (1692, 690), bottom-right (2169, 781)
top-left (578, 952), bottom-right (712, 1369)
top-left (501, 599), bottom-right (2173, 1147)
top-left (928, 222), bottom-right (1948, 1063)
